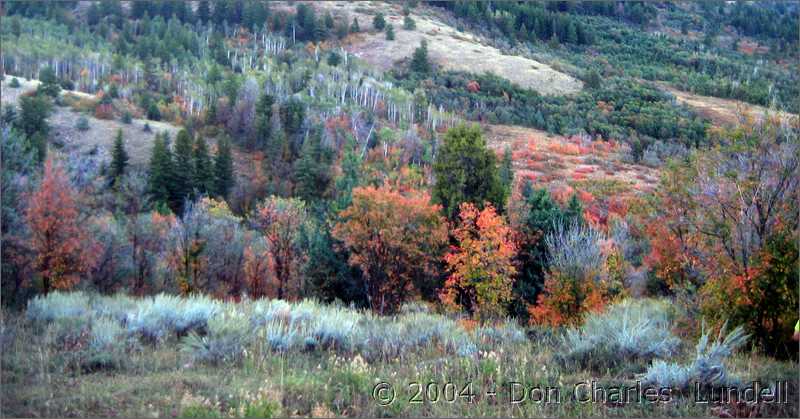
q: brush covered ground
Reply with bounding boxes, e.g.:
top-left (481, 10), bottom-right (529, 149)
top-left (2, 293), bottom-right (797, 418)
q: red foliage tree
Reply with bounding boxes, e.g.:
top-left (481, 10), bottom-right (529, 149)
top-left (440, 203), bottom-right (517, 319)
top-left (26, 158), bottom-right (98, 293)
top-left (333, 185), bottom-right (448, 314)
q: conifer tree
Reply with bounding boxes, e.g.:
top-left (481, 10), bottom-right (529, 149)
top-left (293, 128), bottom-right (329, 203)
top-left (172, 129), bottom-right (195, 206)
top-left (147, 132), bottom-right (174, 208)
top-left (197, 0), bottom-right (210, 23)
top-left (254, 92), bottom-right (274, 150)
top-left (193, 136), bottom-right (215, 195)
top-left (373, 12), bottom-right (385, 30)
top-left (385, 23), bottom-right (395, 40)
top-left (214, 136), bottom-right (234, 198)
top-left (110, 128), bottom-right (129, 186)
top-left (499, 146), bottom-right (514, 196)
top-left (350, 17), bottom-right (360, 33)
top-left (410, 39), bottom-right (431, 74)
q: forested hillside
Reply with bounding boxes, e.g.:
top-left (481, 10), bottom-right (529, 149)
top-left (1, 1), bottom-right (798, 418)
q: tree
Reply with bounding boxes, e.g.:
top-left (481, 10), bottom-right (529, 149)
top-left (197, 0), bottom-right (210, 23)
top-left (403, 15), bottom-right (416, 30)
top-left (327, 51), bottom-right (342, 67)
top-left (253, 196), bottom-right (310, 300)
top-left (410, 39), bottom-right (431, 74)
top-left (214, 136), bottom-right (235, 198)
top-left (253, 92), bottom-right (274, 150)
top-left (385, 23), bottom-right (395, 40)
top-left (498, 146), bottom-right (514, 197)
top-left (511, 184), bottom-right (584, 319)
top-left (110, 129), bottom-right (129, 186)
top-left (293, 127), bottom-right (330, 203)
top-left (193, 136), bottom-right (215, 195)
top-left (585, 70), bottom-right (602, 89)
top-left (432, 124), bottom-right (506, 220)
top-left (529, 222), bottom-right (609, 326)
top-left (333, 185), bottom-right (448, 314)
top-left (350, 17), bottom-right (360, 33)
top-left (147, 132), bottom-right (174, 208)
top-left (373, 12), bottom-right (385, 30)
top-left (26, 158), bottom-right (98, 293)
top-left (37, 66), bottom-right (61, 98)
top-left (15, 95), bottom-right (51, 163)
top-left (172, 128), bottom-right (195, 207)
top-left (440, 203), bottom-right (517, 319)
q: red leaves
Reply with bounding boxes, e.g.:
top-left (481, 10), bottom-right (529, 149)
top-left (440, 203), bottom-right (516, 319)
top-left (333, 185), bottom-right (447, 314)
top-left (26, 158), bottom-right (98, 293)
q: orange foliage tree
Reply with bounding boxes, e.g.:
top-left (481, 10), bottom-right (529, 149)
top-left (253, 196), bottom-right (309, 300)
top-left (440, 203), bottom-right (517, 320)
top-left (333, 185), bottom-right (448, 314)
top-left (26, 158), bottom-right (98, 293)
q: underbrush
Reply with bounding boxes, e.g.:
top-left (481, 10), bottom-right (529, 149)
top-left (5, 293), bottom-right (795, 418)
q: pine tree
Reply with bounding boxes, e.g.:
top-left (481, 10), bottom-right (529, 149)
top-left (147, 132), bottom-right (174, 208)
top-left (385, 23), bottom-right (395, 40)
top-left (410, 39), bottom-right (431, 74)
top-left (197, 0), bottom-right (210, 23)
top-left (193, 136), bottom-right (215, 195)
top-left (403, 15), bottom-right (416, 30)
top-left (293, 128), bottom-right (329, 203)
top-left (350, 17), bottom-right (360, 33)
top-left (172, 129), bottom-right (195, 207)
top-left (254, 92), bottom-right (274, 150)
top-left (499, 146), bottom-right (514, 196)
top-left (110, 129), bottom-right (129, 186)
top-left (373, 13), bottom-right (385, 30)
top-left (432, 124), bottom-right (505, 220)
top-left (214, 136), bottom-right (234, 198)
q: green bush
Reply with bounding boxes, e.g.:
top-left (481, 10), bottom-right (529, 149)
top-left (75, 116), bottom-right (90, 131)
top-left (9, 77), bottom-right (21, 88)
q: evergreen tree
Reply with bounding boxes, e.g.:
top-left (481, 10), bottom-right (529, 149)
top-left (403, 15), bottom-right (416, 30)
top-left (110, 129), bottom-right (129, 186)
top-left (499, 146), bottom-right (514, 196)
top-left (432, 124), bottom-right (506, 220)
top-left (197, 0), bottom-right (210, 23)
top-left (172, 129), bottom-right (195, 207)
top-left (350, 17), bottom-right (360, 33)
top-left (385, 23), bottom-right (395, 40)
top-left (293, 127), bottom-right (330, 203)
top-left (585, 69), bottom-right (602, 89)
top-left (15, 95), bottom-right (51, 163)
top-left (37, 67), bottom-right (61, 98)
top-left (193, 136), bottom-right (215, 195)
top-left (213, 136), bottom-right (234, 198)
top-left (410, 39), bottom-right (431, 74)
top-left (373, 12), bottom-right (385, 30)
top-left (147, 132), bottom-right (174, 208)
top-left (253, 92), bottom-right (274, 150)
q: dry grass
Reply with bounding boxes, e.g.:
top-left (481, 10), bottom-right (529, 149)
top-left (657, 83), bottom-right (799, 127)
top-left (2, 78), bottom-right (181, 167)
top-left (311, 1), bottom-right (582, 96)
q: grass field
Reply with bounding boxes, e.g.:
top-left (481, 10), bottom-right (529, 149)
top-left (311, 1), bottom-right (582, 96)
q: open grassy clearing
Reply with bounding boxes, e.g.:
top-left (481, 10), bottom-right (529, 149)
top-left (309, 1), bottom-right (582, 96)
top-left (656, 82), bottom-right (799, 128)
top-left (2, 293), bottom-right (796, 418)
top-left (1, 77), bottom-right (180, 166)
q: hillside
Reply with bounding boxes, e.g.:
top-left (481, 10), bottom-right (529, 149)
top-left (1, 1), bottom-right (798, 418)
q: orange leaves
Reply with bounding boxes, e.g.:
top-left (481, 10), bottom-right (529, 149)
top-left (333, 185), bottom-right (447, 314)
top-left (466, 80), bottom-right (480, 93)
top-left (440, 203), bottom-right (516, 320)
top-left (528, 270), bottom-right (608, 327)
top-left (26, 158), bottom-right (98, 293)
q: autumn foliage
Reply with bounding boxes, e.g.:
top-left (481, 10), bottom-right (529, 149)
top-left (333, 185), bottom-right (448, 314)
top-left (26, 158), bottom-right (98, 293)
top-left (440, 203), bottom-right (517, 320)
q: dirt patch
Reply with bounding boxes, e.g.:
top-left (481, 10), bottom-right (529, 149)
top-left (312, 1), bottom-right (582, 96)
